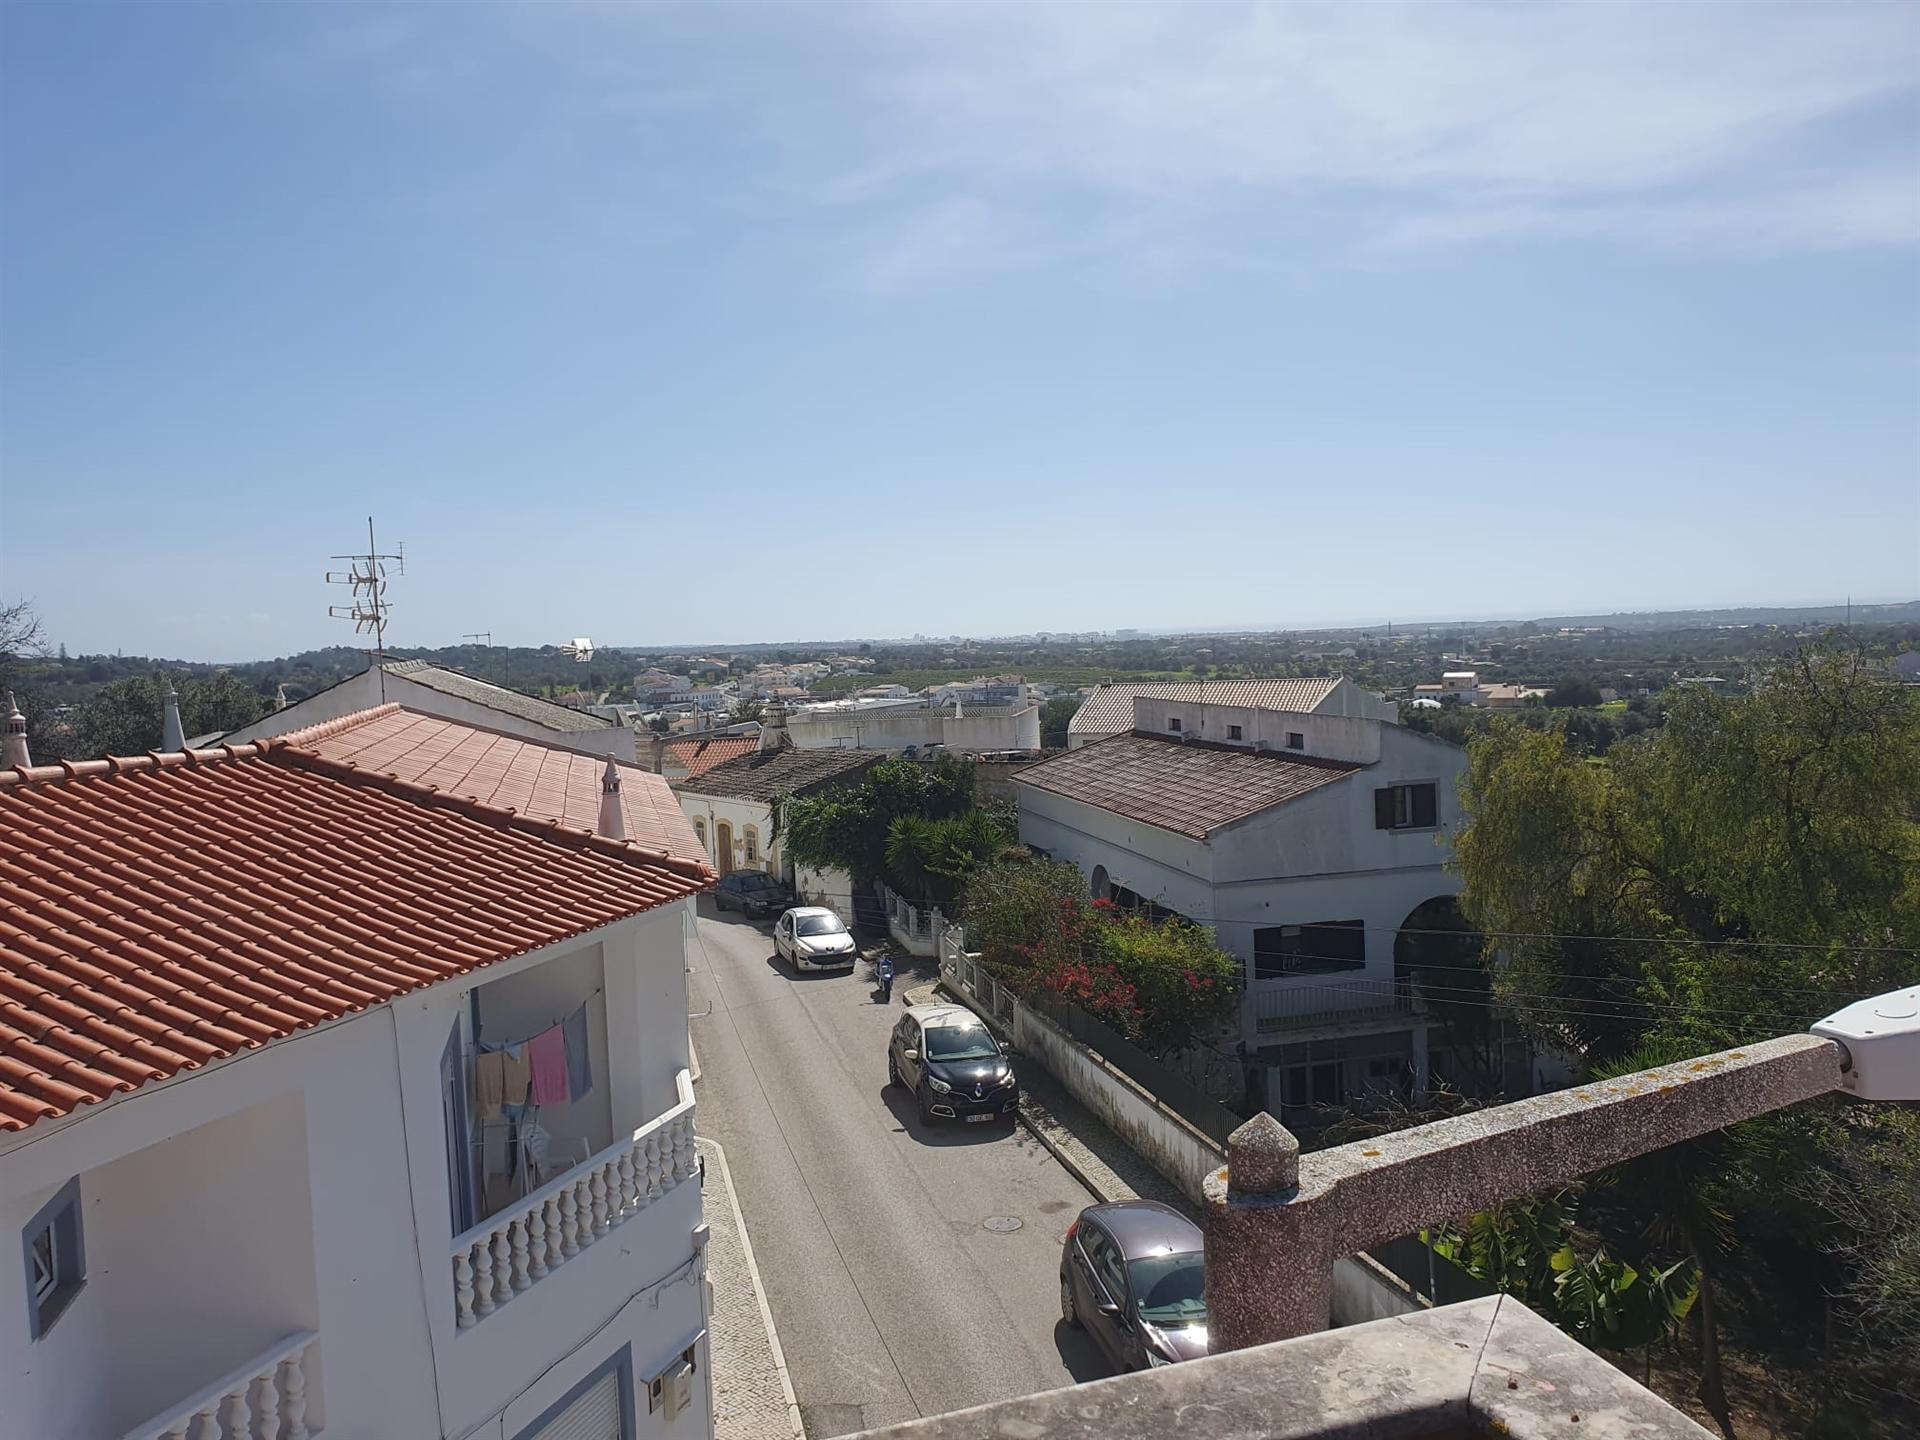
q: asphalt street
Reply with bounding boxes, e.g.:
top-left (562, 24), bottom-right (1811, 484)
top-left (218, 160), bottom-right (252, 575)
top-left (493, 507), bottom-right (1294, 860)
top-left (688, 901), bottom-right (1107, 1437)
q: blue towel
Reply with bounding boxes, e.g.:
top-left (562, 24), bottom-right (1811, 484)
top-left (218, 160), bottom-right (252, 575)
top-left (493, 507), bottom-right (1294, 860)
top-left (563, 1002), bottom-right (593, 1102)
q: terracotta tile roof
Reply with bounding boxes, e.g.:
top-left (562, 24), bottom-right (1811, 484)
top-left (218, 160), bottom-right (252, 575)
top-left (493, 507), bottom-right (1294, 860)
top-left (276, 706), bottom-right (704, 868)
top-left (0, 741), bottom-right (714, 1132)
top-left (1013, 731), bottom-right (1361, 839)
top-left (384, 660), bottom-right (613, 732)
top-left (661, 735), bottom-right (758, 780)
top-left (1069, 679), bottom-right (1346, 738)
top-left (674, 746), bottom-right (880, 804)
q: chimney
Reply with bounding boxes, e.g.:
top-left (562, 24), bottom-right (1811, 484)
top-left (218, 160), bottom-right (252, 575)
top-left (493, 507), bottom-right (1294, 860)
top-left (274, 683), bottom-right (289, 712)
top-left (597, 758), bottom-right (626, 842)
top-left (757, 699), bottom-right (791, 753)
top-left (162, 681), bottom-right (186, 751)
top-left (3, 693), bottom-right (31, 770)
top-left (650, 732), bottom-right (666, 774)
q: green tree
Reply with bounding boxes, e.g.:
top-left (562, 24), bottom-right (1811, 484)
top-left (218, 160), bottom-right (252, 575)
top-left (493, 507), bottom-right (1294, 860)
top-left (1039, 697), bottom-right (1078, 748)
top-left (784, 756), bottom-right (982, 891)
top-left (1547, 672), bottom-right (1603, 707)
top-left (65, 674), bottom-right (269, 760)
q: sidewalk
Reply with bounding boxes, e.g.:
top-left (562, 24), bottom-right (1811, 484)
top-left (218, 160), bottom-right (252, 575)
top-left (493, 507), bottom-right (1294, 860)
top-left (699, 1137), bottom-right (806, 1440)
top-left (921, 979), bottom-right (1200, 1220)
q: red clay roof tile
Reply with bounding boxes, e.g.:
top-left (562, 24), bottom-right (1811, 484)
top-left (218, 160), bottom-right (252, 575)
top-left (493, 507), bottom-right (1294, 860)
top-left (0, 736), bottom-right (714, 1132)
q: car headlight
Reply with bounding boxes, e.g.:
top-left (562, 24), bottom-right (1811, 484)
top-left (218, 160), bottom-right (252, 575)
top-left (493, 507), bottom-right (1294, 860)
top-left (926, 1077), bottom-right (952, 1094)
top-left (1146, 1351), bottom-right (1173, 1368)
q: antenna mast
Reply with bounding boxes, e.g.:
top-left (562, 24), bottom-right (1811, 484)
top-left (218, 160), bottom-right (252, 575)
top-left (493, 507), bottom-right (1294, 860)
top-left (328, 516), bottom-right (405, 702)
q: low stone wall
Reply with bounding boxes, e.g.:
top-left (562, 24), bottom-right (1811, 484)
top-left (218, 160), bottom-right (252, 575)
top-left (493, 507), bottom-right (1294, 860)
top-left (1011, 1002), bottom-right (1227, 1205)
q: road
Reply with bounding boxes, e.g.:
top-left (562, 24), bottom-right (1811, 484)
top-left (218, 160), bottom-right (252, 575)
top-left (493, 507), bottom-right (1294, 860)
top-left (688, 901), bottom-right (1106, 1437)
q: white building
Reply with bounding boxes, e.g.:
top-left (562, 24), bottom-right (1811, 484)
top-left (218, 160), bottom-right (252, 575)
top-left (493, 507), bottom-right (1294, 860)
top-left (224, 659), bottom-right (638, 764)
top-left (1065, 678), bottom-right (1395, 750)
top-left (786, 694), bottom-right (1041, 755)
top-left (0, 716), bottom-right (714, 1440)
top-left (1015, 696), bottom-right (1469, 1119)
top-left (672, 713), bottom-right (878, 913)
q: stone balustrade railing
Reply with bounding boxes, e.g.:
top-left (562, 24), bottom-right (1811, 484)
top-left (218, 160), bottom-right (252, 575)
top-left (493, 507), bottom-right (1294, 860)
top-left (450, 1069), bottom-right (696, 1330)
top-left (123, 1329), bottom-right (318, 1440)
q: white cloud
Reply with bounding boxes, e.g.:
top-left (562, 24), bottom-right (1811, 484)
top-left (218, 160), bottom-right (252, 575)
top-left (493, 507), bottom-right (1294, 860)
top-left (780, 0), bottom-right (1920, 284)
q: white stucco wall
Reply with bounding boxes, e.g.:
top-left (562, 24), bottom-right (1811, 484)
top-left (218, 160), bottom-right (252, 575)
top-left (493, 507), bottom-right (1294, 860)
top-left (788, 703), bottom-right (1040, 754)
top-left (676, 791), bottom-right (778, 879)
top-left (1015, 723), bottom-right (1466, 1045)
top-left (224, 669), bottom-right (638, 764)
top-left (0, 904), bottom-right (701, 1440)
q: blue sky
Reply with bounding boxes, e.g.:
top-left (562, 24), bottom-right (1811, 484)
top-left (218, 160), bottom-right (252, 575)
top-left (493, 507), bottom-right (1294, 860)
top-left (2, 1), bottom-right (1916, 660)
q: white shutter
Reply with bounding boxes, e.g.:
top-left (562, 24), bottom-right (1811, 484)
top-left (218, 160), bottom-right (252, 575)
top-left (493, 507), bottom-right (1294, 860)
top-left (527, 1367), bottom-right (624, 1440)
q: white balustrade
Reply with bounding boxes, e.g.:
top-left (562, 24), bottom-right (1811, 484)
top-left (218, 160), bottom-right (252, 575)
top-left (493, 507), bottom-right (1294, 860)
top-left (123, 1331), bottom-right (319, 1440)
top-left (450, 1068), bottom-right (697, 1330)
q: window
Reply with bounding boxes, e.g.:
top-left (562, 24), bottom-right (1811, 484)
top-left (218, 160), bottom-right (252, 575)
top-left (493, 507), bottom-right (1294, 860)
top-left (1374, 782), bottom-right (1438, 830)
top-left (1083, 1227), bottom-right (1129, 1305)
top-left (22, 1177), bottom-right (84, 1340)
top-left (743, 826), bottom-right (758, 864)
top-left (1281, 1062), bottom-right (1343, 1109)
top-left (1167, 717), bottom-right (1182, 733)
top-left (1286, 731), bottom-right (1305, 750)
top-left (1227, 724), bottom-right (1243, 741)
top-left (692, 817), bottom-right (708, 853)
top-left (512, 1345), bottom-right (635, 1439)
top-left (1254, 920), bottom-right (1366, 978)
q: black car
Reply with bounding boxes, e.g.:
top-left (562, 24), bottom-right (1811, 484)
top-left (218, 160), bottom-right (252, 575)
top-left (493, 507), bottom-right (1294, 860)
top-left (712, 870), bottom-right (795, 919)
top-left (1060, 1200), bottom-right (1209, 1372)
top-left (886, 1005), bottom-right (1019, 1125)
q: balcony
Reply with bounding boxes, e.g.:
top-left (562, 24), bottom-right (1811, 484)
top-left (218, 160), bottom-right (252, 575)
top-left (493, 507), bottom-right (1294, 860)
top-left (449, 1068), bottom-right (697, 1330)
top-left (123, 1332), bottom-right (320, 1440)
top-left (1250, 974), bottom-right (1419, 1039)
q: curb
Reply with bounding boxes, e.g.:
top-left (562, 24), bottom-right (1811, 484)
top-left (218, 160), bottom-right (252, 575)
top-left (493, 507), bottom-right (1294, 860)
top-left (699, 1137), bottom-right (806, 1440)
top-left (933, 979), bottom-right (1124, 1207)
top-left (1015, 1095), bottom-right (1124, 1205)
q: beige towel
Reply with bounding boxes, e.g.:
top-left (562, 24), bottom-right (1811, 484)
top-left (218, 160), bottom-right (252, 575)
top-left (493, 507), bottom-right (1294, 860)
top-left (502, 1047), bottom-right (531, 1108)
top-left (474, 1051), bottom-right (507, 1119)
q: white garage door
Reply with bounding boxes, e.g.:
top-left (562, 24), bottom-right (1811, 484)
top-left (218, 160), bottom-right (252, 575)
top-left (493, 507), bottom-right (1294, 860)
top-left (524, 1366), bottom-right (624, 1440)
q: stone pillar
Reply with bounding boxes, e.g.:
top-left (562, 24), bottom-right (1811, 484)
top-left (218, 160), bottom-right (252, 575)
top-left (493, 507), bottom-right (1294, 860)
top-left (1411, 1024), bottom-right (1430, 1102)
top-left (1203, 1112), bottom-right (1332, 1350)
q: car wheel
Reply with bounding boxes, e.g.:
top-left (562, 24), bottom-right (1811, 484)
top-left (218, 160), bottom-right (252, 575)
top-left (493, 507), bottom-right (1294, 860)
top-left (887, 1052), bottom-right (900, 1088)
top-left (1060, 1271), bottom-right (1080, 1329)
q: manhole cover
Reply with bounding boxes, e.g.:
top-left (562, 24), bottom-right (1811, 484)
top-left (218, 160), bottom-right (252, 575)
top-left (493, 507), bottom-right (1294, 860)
top-left (983, 1215), bottom-right (1023, 1233)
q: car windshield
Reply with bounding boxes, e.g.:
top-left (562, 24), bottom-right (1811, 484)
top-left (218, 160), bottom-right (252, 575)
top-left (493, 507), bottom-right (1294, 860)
top-left (1128, 1251), bottom-right (1207, 1326)
top-left (795, 914), bottom-right (845, 937)
top-left (735, 874), bottom-right (773, 891)
top-left (923, 1024), bottom-right (1000, 1061)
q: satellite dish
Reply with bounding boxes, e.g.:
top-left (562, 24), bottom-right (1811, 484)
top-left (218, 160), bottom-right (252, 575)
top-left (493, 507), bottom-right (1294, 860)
top-left (561, 638), bottom-right (596, 663)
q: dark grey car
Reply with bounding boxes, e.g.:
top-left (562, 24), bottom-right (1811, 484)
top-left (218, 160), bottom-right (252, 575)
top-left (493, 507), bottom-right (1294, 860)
top-left (1059, 1200), bottom-right (1208, 1372)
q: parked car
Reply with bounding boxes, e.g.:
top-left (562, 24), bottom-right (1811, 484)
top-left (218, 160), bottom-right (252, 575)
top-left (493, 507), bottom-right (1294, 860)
top-left (714, 870), bottom-right (795, 919)
top-left (886, 1004), bottom-right (1019, 1124)
top-left (773, 906), bottom-right (859, 970)
top-left (1059, 1200), bottom-right (1209, 1372)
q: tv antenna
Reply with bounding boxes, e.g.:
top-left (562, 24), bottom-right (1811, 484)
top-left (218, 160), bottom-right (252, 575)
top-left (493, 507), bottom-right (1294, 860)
top-left (463, 631), bottom-right (504, 686)
top-left (328, 516), bottom-right (405, 701)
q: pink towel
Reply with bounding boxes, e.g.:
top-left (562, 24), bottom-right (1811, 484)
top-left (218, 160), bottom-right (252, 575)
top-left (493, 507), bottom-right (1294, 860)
top-left (528, 1024), bottom-right (569, 1106)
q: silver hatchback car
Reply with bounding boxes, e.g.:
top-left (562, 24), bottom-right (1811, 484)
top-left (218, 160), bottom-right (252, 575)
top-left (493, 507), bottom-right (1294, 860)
top-left (772, 906), bottom-right (858, 970)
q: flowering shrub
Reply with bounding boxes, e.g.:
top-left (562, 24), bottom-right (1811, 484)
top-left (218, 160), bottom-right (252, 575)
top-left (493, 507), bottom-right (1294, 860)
top-left (962, 857), bottom-right (1240, 1052)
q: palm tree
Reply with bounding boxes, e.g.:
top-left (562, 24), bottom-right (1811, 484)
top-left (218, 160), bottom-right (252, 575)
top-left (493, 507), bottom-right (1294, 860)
top-left (1594, 1040), bottom-right (1738, 1438)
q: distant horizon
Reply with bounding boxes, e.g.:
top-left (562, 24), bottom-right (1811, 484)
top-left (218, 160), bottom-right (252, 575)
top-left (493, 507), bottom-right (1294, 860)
top-left (26, 595), bottom-right (1919, 668)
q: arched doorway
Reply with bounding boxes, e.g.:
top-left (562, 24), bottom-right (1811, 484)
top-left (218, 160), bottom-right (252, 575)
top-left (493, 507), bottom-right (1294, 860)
top-left (1395, 895), bottom-right (1504, 1095)
top-left (714, 819), bottom-right (734, 876)
top-left (1088, 865), bottom-right (1109, 900)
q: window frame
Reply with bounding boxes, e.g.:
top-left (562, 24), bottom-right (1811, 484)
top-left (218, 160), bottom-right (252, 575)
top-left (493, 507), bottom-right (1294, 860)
top-left (743, 826), bottom-right (759, 865)
top-left (509, 1342), bottom-right (636, 1440)
top-left (1286, 731), bottom-right (1305, 750)
top-left (1374, 781), bottom-right (1439, 831)
top-left (1253, 920), bottom-right (1367, 978)
top-left (1166, 717), bottom-right (1182, 733)
top-left (1227, 724), bottom-right (1243, 741)
top-left (22, 1176), bottom-right (85, 1341)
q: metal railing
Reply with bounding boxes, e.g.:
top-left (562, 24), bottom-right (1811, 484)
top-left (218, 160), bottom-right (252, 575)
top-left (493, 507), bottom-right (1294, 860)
top-left (1252, 976), bottom-right (1417, 1034)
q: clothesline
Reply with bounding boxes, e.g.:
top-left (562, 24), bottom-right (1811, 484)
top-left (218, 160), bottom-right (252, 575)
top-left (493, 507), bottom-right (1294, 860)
top-left (470, 994), bottom-right (597, 1117)
top-left (474, 985), bottom-right (603, 1053)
